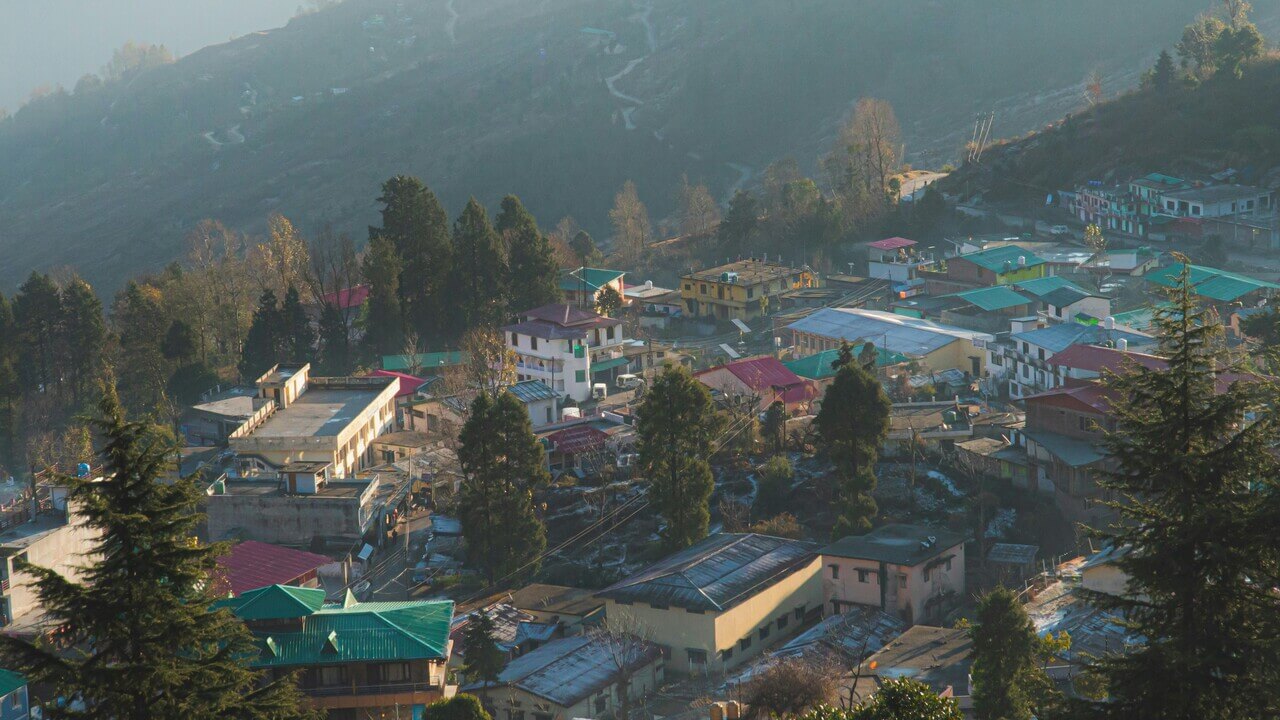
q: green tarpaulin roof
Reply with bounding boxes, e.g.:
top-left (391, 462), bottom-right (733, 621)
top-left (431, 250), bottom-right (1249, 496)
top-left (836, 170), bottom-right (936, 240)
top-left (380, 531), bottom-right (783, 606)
top-left (559, 267), bottom-right (625, 292)
top-left (784, 347), bottom-right (910, 380)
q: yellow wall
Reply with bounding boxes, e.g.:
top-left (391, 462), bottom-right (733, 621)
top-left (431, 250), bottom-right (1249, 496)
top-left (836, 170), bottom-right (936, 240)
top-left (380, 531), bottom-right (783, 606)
top-left (681, 269), bottom-right (816, 321)
top-left (996, 265), bottom-right (1047, 285)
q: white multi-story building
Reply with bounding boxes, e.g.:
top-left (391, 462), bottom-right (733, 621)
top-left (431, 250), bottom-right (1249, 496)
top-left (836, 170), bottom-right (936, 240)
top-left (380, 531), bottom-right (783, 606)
top-left (985, 318), bottom-right (1154, 399)
top-left (504, 304), bottom-right (629, 402)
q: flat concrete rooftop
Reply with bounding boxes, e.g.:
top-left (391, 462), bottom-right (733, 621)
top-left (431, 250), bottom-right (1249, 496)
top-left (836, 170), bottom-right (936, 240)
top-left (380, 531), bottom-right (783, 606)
top-left (251, 387), bottom-right (383, 439)
top-left (216, 479), bottom-right (369, 499)
top-left (0, 513), bottom-right (69, 551)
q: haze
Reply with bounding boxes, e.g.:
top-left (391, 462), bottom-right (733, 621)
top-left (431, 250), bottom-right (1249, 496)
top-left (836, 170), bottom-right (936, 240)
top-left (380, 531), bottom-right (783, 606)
top-left (0, 0), bottom-right (301, 112)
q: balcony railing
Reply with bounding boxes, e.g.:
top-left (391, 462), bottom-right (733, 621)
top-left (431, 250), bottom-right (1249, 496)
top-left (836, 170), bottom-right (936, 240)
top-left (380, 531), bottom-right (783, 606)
top-left (305, 681), bottom-right (444, 698)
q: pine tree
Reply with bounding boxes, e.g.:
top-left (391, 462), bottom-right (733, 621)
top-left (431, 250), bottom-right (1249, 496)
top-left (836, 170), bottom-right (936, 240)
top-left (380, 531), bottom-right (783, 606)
top-left (316, 302), bottom-right (353, 375)
top-left (1152, 48), bottom-right (1177, 90)
top-left (13, 272), bottom-right (64, 399)
top-left (814, 360), bottom-right (890, 537)
top-left (799, 679), bottom-right (962, 720)
top-left (372, 176), bottom-right (453, 342)
top-left (239, 289), bottom-right (282, 380)
top-left (718, 190), bottom-right (759, 254)
top-left (569, 231), bottom-right (603, 267)
top-left (753, 455), bottom-right (793, 519)
top-left (637, 365), bottom-right (720, 551)
top-left (281, 285), bottom-right (315, 363)
top-left (425, 694), bottom-right (493, 720)
top-left (161, 320), bottom-right (198, 363)
top-left (762, 400), bottom-right (787, 455)
top-left (461, 611), bottom-right (507, 686)
top-left (1084, 259), bottom-right (1280, 720)
top-left (498, 195), bottom-right (561, 312)
top-left (594, 284), bottom-right (623, 318)
top-left (112, 281), bottom-right (172, 415)
top-left (0, 293), bottom-right (17, 472)
top-left (457, 391), bottom-right (549, 581)
top-left (971, 587), bottom-right (1051, 720)
top-left (452, 198), bottom-right (510, 329)
top-left (362, 234), bottom-right (405, 357)
top-left (58, 276), bottom-right (107, 407)
top-left (0, 389), bottom-right (317, 719)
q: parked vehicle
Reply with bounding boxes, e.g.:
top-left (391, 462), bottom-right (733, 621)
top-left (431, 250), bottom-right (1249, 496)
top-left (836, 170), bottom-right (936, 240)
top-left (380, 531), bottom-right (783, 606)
top-left (1049, 224), bottom-right (1071, 236)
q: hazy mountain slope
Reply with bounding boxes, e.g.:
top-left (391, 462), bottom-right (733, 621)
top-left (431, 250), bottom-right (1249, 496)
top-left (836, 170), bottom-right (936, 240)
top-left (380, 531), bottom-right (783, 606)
top-left (0, 0), bottom-right (1267, 293)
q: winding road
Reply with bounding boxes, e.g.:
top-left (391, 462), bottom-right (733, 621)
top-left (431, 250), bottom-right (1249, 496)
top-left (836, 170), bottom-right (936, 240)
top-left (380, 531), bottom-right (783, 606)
top-left (603, 0), bottom-right (654, 131)
top-left (444, 0), bottom-right (458, 43)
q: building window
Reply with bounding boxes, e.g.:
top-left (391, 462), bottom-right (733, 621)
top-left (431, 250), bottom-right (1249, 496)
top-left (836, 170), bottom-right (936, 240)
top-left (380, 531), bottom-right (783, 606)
top-left (510, 332), bottom-right (518, 346)
top-left (857, 568), bottom-right (871, 583)
top-left (317, 666), bottom-right (346, 686)
top-left (531, 337), bottom-right (538, 351)
top-left (378, 662), bottom-right (411, 683)
top-left (923, 568), bottom-right (931, 582)
top-left (607, 326), bottom-right (616, 340)
top-left (747, 288), bottom-right (755, 299)
top-left (595, 695), bottom-right (608, 713)
top-left (794, 606), bottom-right (805, 621)
top-left (700, 284), bottom-right (708, 295)
top-left (898, 575), bottom-right (907, 589)
top-left (687, 649), bottom-right (707, 665)
top-left (575, 370), bottom-right (586, 383)
top-left (1037, 348), bottom-right (1045, 361)
top-left (829, 564), bottom-right (839, 579)
top-left (508, 712), bottom-right (525, 720)
top-left (776, 615), bottom-right (788, 630)
top-left (739, 636), bottom-right (752, 651)
top-left (945, 559), bottom-right (953, 571)
top-left (534, 714), bottom-right (552, 720)
top-left (1079, 416), bottom-right (1092, 432)
top-left (758, 625), bottom-right (770, 641)
top-left (649, 602), bottom-right (668, 610)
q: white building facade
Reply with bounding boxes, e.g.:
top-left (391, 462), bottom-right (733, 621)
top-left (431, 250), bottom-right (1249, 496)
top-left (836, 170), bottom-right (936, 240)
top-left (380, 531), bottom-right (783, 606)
top-left (504, 304), bottom-right (629, 402)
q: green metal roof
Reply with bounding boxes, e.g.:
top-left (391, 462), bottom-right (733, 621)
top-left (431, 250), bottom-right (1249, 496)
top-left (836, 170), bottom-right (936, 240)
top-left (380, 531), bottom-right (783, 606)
top-left (956, 246), bottom-right (1046, 273)
top-left (784, 347), bottom-right (910, 380)
top-left (221, 585), bottom-right (454, 668)
top-left (382, 351), bottom-right (468, 372)
top-left (0, 669), bottom-right (25, 697)
top-left (1146, 263), bottom-right (1280, 301)
top-left (591, 356), bottom-right (632, 373)
top-left (559, 267), bottom-right (625, 292)
top-left (219, 584), bottom-right (327, 621)
top-left (946, 286), bottom-right (1031, 311)
top-left (1014, 276), bottom-right (1088, 299)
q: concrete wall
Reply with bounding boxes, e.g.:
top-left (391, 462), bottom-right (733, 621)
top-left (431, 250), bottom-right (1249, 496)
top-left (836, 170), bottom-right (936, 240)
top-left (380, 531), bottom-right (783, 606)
top-left (6, 508), bottom-right (97, 623)
top-left (204, 491), bottom-right (365, 546)
top-left (477, 656), bottom-right (663, 720)
top-left (823, 543), bottom-right (965, 625)
top-left (1082, 562), bottom-right (1130, 597)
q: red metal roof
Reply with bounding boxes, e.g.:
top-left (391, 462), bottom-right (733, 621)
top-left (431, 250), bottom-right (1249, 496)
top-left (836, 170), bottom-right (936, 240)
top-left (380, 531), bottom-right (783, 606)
top-left (370, 370), bottom-right (428, 398)
top-left (214, 541), bottom-right (332, 596)
top-left (1048, 345), bottom-right (1167, 374)
top-left (319, 284), bottom-right (370, 310)
top-left (868, 236), bottom-right (917, 251)
top-left (696, 356), bottom-right (818, 405)
top-left (546, 425), bottom-right (609, 455)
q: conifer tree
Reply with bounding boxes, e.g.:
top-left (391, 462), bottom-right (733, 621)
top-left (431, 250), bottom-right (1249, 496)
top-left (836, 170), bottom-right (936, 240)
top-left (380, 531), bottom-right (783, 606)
top-left (452, 198), bottom-right (510, 329)
top-left (372, 176), bottom-right (453, 342)
top-left (814, 350), bottom-right (890, 536)
top-left (594, 284), bottom-right (623, 318)
top-left (316, 302), bottom-right (353, 375)
top-left (112, 281), bottom-right (172, 415)
top-left (1084, 259), bottom-right (1280, 720)
top-left (58, 277), bottom-right (107, 407)
top-left (239, 288), bottom-right (282, 380)
top-left (0, 389), bottom-right (317, 719)
top-left (1151, 48), bottom-right (1177, 90)
top-left (281, 285), bottom-right (315, 363)
top-left (498, 195), bottom-right (561, 312)
top-left (13, 272), bottom-right (64, 399)
top-left (719, 190), bottom-right (759, 254)
top-left (970, 587), bottom-right (1056, 720)
top-left (569, 231), bottom-right (603, 268)
top-left (0, 293), bottom-right (16, 472)
top-left (762, 400), bottom-right (787, 455)
top-left (362, 234), bottom-right (405, 357)
top-left (457, 391), bottom-right (548, 581)
top-left (461, 611), bottom-right (507, 687)
top-left (637, 365), bottom-right (720, 551)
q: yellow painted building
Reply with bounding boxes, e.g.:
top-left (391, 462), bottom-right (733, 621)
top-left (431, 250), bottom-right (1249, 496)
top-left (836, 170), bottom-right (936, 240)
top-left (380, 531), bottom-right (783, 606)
top-left (596, 534), bottom-right (825, 675)
top-left (681, 260), bottom-right (817, 321)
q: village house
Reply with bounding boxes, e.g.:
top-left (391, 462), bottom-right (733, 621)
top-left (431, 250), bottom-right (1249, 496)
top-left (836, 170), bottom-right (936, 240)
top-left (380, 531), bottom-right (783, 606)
top-left (865, 237), bottom-right (933, 284)
top-left (380, 351), bottom-right (468, 376)
top-left (1156, 183), bottom-right (1275, 219)
top-left (1146, 262), bottom-right (1280, 308)
top-left (931, 245), bottom-right (1048, 289)
top-left (504, 304), bottom-right (630, 402)
top-left (465, 634), bottom-right (664, 720)
top-left (0, 482), bottom-right (96, 633)
top-left (822, 524), bottom-right (966, 625)
top-left (0, 671), bottom-right (28, 720)
top-left (892, 285), bottom-right (1034, 334)
top-left (986, 317), bottom-right (1153, 399)
top-left (788, 308), bottom-right (993, 378)
top-left (218, 585), bottom-right (454, 720)
top-left (955, 437), bottom-right (1032, 490)
top-left (1022, 383), bottom-right (1115, 525)
top-left (681, 259), bottom-right (816, 321)
top-left (507, 584), bottom-right (605, 634)
top-left (693, 356), bottom-right (819, 415)
top-left (885, 400), bottom-right (975, 456)
top-left (560, 267), bottom-right (627, 308)
top-left (595, 533), bottom-right (824, 675)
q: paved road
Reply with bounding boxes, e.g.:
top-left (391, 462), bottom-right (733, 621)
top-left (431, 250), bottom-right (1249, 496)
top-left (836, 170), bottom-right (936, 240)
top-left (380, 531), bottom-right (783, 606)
top-left (366, 512), bottom-right (435, 601)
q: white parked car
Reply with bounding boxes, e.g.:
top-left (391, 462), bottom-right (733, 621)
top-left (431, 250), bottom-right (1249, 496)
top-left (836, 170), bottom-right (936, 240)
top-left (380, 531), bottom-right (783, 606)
top-left (1048, 224), bottom-right (1071, 236)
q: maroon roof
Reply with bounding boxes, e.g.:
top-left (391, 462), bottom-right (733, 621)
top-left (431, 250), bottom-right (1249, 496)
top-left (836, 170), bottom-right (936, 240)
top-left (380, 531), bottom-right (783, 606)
top-left (522, 304), bottom-right (620, 329)
top-left (868, 236), bottom-right (917, 251)
top-left (1048, 345), bottom-right (1167, 374)
top-left (214, 541), bottom-right (331, 596)
top-left (546, 425), bottom-right (610, 455)
top-left (370, 370), bottom-right (428, 398)
top-left (696, 356), bottom-right (818, 405)
top-left (320, 284), bottom-right (370, 310)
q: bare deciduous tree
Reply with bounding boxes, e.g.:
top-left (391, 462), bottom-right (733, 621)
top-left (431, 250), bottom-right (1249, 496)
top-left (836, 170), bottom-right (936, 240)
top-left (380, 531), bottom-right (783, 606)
top-left (592, 609), bottom-right (658, 720)
top-left (609, 181), bottom-right (651, 268)
top-left (743, 658), bottom-right (839, 719)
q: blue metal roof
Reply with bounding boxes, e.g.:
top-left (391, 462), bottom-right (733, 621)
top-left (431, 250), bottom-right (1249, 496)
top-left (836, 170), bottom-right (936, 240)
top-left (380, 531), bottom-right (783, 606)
top-left (1010, 322), bottom-right (1152, 354)
top-left (597, 533), bottom-right (818, 612)
top-left (787, 308), bottom-right (992, 358)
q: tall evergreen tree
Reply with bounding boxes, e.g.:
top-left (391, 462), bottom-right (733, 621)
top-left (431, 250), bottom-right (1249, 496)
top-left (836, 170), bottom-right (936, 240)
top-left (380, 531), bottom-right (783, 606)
top-left (58, 277), bottom-right (107, 407)
top-left (0, 389), bottom-right (317, 719)
top-left (569, 231), bottom-right (603, 268)
top-left (814, 354), bottom-right (890, 536)
top-left (1151, 48), bottom-right (1177, 90)
top-left (112, 281), bottom-right (172, 416)
top-left (498, 195), bottom-right (560, 312)
top-left (239, 289), bottom-right (282, 380)
top-left (637, 365), bottom-right (720, 551)
top-left (461, 611), bottom-right (507, 687)
top-left (457, 391), bottom-right (549, 581)
top-left (362, 234), bottom-right (405, 357)
top-left (970, 587), bottom-right (1055, 720)
top-left (280, 285), bottom-right (315, 363)
top-left (1084, 260), bottom-right (1280, 720)
top-left (371, 176), bottom-right (453, 342)
top-left (316, 302), bottom-right (353, 375)
top-left (719, 190), bottom-right (760, 254)
top-left (13, 272), bottom-right (64, 399)
top-left (0, 293), bottom-right (17, 472)
top-left (452, 198), bottom-right (509, 329)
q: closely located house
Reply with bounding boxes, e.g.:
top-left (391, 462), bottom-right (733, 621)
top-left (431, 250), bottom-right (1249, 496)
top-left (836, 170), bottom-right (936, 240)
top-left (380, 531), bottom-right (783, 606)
top-left (228, 364), bottom-right (400, 480)
top-left (465, 634), bottom-right (664, 720)
top-left (1082, 248), bottom-right (1160, 276)
top-left (788, 308), bottom-right (993, 378)
top-left (0, 483), bottom-right (96, 632)
top-left (451, 603), bottom-right (558, 672)
top-left (1039, 287), bottom-right (1110, 324)
top-left (561, 267), bottom-right (627, 308)
top-left (761, 605), bottom-right (905, 670)
top-left (893, 285), bottom-right (1033, 333)
top-left (886, 401), bottom-right (974, 455)
top-left (504, 304), bottom-right (629, 402)
top-left (1022, 383), bottom-right (1115, 524)
top-left (1046, 344), bottom-right (1166, 387)
top-left (369, 370), bottom-right (429, 427)
top-left (694, 356), bottom-right (819, 414)
top-left (1146, 262), bottom-right (1280, 307)
top-left (0, 671), bottom-right (28, 720)
top-left (847, 626), bottom-right (973, 709)
top-left (542, 424), bottom-right (612, 472)
top-left (866, 237), bottom-right (931, 283)
top-left (381, 351), bottom-right (468, 375)
top-left (986, 543), bottom-right (1040, 586)
top-left (369, 430), bottom-right (434, 465)
top-left (182, 385), bottom-right (258, 446)
top-left (822, 524), bottom-right (966, 625)
top-left (942, 245), bottom-right (1047, 287)
top-left (596, 533), bottom-right (824, 675)
top-left (214, 540), bottom-right (333, 596)
top-left (1156, 183), bottom-right (1275, 219)
top-left (318, 285), bottom-right (371, 313)
top-left (507, 584), bottom-right (605, 633)
top-left (219, 585), bottom-right (454, 720)
top-left (783, 347), bottom-right (910, 388)
top-left (681, 259), bottom-right (816, 321)
top-left (955, 437), bottom-right (1031, 489)
top-left (988, 318), bottom-right (1153, 398)
top-left (509, 379), bottom-right (562, 428)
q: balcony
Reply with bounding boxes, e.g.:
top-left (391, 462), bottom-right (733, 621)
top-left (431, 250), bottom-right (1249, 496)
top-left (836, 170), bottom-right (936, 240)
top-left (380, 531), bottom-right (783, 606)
top-left (306, 681), bottom-right (445, 698)
top-left (304, 681), bottom-right (451, 710)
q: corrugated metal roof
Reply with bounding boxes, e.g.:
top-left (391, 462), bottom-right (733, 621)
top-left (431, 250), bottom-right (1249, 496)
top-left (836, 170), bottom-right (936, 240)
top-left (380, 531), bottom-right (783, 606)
top-left (215, 541), bottom-right (332, 596)
top-left (1040, 287), bottom-right (1098, 308)
top-left (868, 236), bottom-right (917, 250)
top-left (787, 308), bottom-right (992, 358)
top-left (598, 533), bottom-right (818, 612)
top-left (783, 347), bottom-right (909, 380)
top-left (987, 543), bottom-right (1039, 565)
top-left (507, 380), bottom-right (559, 404)
top-left (0, 670), bottom-right (23, 698)
top-left (221, 584), bottom-right (326, 620)
top-left (382, 351), bottom-right (468, 372)
top-left (956, 245), bottom-right (1046, 273)
top-left (1147, 263), bottom-right (1280, 300)
top-left (1010, 322), bottom-right (1152, 354)
top-left (948, 286), bottom-right (1031, 311)
top-left (823, 524), bottom-right (965, 566)
top-left (467, 635), bottom-right (662, 707)
top-left (1014, 276), bottom-right (1088, 299)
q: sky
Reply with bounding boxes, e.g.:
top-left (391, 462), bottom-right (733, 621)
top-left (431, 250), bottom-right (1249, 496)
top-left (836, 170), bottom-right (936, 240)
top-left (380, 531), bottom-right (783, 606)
top-left (0, 0), bottom-right (304, 112)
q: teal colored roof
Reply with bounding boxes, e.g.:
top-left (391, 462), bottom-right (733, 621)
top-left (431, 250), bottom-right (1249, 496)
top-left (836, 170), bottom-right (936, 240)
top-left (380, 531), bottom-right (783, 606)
top-left (591, 356), bottom-right (632, 373)
top-left (1014, 276), bottom-right (1088, 300)
top-left (223, 585), bottom-right (454, 668)
top-left (382, 351), bottom-right (468, 372)
top-left (560, 267), bottom-right (625, 292)
top-left (219, 584), bottom-right (327, 621)
top-left (956, 246), bottom-right (1046, 273)
top-left (1146, 263), bottom-right (1280, 302)
top-left (0, 670), bottom-right (25, 697)
top-left (784, 347), bottom-right (910, 380)
top-left (946, 286), bottom-right (1031, 311)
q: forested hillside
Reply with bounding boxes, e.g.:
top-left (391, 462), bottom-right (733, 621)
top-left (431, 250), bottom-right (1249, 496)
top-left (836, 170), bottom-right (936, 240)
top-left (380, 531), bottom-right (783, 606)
top-left (1, 0), bottom-right (1267, 292)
